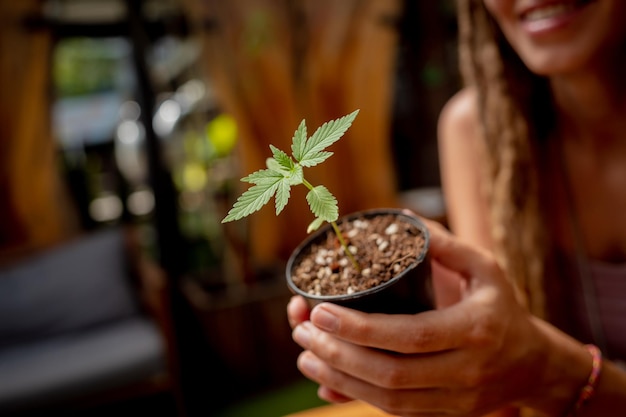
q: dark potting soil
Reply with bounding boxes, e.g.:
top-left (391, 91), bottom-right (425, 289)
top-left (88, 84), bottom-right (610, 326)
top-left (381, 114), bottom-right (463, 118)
top-left (291, 213), bottom-right (426, 296)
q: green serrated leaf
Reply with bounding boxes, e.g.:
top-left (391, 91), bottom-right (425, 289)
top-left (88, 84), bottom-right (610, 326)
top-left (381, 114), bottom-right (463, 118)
top-left (298, 151), bottom-right (333, 168)
top-left (266, 157), bottom-right (285, 173)
top-left (306, 185), bottom-right (338, 222)
top-left (299, 110), bottom-right (359, 165)
top-left (307, 217), bottom-right (325, 233)
top-left (266, 157), bottom-right (303, 185)
top-left (288, 164), bottom-right (304, 185)
top-left (222, 178), bottom-right (283, 222)
top-left (270, 145), bottom-right (294, 171)
top-left (242, 168), bottom-right (284, 184)
top-left (291, 119), bottom-right (307, 161)
top-left (224, 110), bottom-right (360, 238)
top-left (275, 180), bottom-right (291, 215)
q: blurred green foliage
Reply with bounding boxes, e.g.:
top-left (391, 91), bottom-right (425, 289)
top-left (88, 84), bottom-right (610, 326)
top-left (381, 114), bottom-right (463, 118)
top-left (53, 37), bottom-right (127, 97)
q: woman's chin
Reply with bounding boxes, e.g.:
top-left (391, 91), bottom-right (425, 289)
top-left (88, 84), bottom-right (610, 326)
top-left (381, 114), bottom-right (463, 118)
top-left (519, 49), bottom-right (592, 77)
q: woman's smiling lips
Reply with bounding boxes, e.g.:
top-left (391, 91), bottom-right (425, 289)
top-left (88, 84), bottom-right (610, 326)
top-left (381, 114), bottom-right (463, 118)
top-left (517, 0), bottom-right (597, 35)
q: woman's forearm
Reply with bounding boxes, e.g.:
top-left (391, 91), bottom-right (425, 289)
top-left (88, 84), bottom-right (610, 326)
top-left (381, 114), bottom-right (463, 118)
top-left (574, 358), bottom-right (626, 416)
top-left (523, 317), bottom-right (626, 416)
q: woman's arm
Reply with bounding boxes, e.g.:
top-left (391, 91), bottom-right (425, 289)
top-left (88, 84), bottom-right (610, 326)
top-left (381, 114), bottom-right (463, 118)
top-left (434, 87), bottom-right (497, 311)
top-left (437, 87), bottom-right (492, 249)
top-left (439, 88), bottom-right (521, 417)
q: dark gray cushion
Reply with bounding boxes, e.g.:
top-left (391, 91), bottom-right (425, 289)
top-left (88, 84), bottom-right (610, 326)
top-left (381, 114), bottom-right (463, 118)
top-left (0, 228), bottom-right (139, 347)
top-left (0, 317), bottom-right (166, 411)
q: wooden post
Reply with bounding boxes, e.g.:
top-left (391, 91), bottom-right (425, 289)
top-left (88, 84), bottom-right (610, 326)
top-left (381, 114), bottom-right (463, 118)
top-left (0, 1), bottom-right (77, 262)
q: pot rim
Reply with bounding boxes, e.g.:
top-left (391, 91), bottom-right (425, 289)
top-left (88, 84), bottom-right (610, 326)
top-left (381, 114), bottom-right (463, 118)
top-left (285, 208), bottom-right (430, 302)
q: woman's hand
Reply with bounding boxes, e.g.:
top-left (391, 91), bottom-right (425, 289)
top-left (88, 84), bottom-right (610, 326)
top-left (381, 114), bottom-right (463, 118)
top-left (287, 294), bottom-right (310, 329)
top-left (289, 220), bottom-right (590, 416)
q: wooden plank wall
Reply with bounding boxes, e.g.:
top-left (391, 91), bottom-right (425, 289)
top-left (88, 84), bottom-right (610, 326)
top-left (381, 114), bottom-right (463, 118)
top-left (183, 0), bottom-right (404, 271)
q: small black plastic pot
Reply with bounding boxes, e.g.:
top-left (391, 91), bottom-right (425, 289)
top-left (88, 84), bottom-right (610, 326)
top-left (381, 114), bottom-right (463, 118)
top-left (285, 208), bottom-right (433, 314)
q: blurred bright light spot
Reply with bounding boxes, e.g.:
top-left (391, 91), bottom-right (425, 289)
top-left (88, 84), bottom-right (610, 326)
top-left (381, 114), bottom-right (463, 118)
top-left (176, 79), bottom-right (205, 110)
top-left (182, 163), bottom-right (207, 192)
top-left (115, 120), bottom-right (146, 185)
top-left (159, 99), bottom-right (181, 122)
top-left (153, 99), bottom-right (181, 136)
top-left (127, 189), bottom-right (155, 216)
top-left (119, 100), bottom-right (141, 121)
top-left (206, 114), bottom-right (238, 157)
top-left (89, 194), bottom-right (123, 222)
top-left (117, 120), bottom-right (140, 145)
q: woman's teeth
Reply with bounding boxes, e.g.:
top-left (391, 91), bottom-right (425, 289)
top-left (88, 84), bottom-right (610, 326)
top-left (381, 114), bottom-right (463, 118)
top-left (524, 3), bottom-right (576, 21)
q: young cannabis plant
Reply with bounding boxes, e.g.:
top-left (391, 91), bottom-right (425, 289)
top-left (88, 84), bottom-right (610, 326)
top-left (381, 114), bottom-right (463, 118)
top-left (222, 109), bottom-right (360, 269)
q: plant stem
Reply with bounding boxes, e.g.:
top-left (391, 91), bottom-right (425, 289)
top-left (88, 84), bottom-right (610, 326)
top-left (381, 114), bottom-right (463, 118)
top-left (301, 178), bottom-right (360, 272)
top-left (330, 221), bottom-right (361, 272)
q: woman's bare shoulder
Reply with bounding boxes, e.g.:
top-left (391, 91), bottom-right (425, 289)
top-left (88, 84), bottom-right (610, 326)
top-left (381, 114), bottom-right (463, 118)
top-left (437, 87), bottom-right (482, 148)
top-left (437, 87), bottom-right (492, 248)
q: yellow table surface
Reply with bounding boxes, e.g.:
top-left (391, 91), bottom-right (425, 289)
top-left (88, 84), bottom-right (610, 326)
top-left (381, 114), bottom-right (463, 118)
top-left (285, 401), bottom-right (393, 417)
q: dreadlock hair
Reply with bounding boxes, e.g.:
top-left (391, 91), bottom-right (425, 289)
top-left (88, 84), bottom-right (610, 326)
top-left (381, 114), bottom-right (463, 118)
top-left (456, 0), bottom-right (556, 319)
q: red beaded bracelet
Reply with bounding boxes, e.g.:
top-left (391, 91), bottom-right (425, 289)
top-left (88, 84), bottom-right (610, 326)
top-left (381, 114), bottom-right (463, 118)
top-left (568, 344), bottom-right (602, 416)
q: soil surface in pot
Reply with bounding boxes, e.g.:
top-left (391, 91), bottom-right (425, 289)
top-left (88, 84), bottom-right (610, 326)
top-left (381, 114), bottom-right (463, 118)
top-left (291, 213), bottom-right (426, 296)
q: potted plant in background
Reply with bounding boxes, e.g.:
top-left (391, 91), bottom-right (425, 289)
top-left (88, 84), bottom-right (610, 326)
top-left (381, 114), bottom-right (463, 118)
top-left (222, 110), bottom-right (432, 314)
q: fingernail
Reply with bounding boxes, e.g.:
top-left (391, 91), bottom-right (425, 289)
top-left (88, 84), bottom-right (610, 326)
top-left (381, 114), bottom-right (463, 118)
top-left (293, 324), bottom-right (311, 348)
top-left (298, 352), bottom-right (319, 377)
top-left (312, 305), bottom-right (338, 332)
